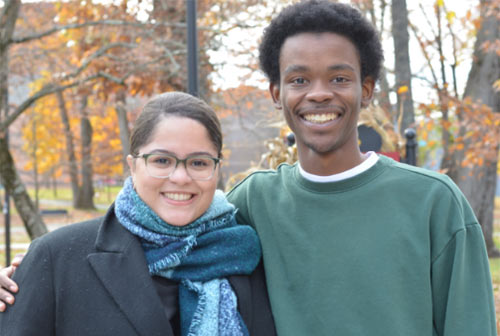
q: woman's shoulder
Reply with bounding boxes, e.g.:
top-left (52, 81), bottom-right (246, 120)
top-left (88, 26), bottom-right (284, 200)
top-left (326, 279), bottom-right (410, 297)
top-left (30, 216), bottom-right (104, 253)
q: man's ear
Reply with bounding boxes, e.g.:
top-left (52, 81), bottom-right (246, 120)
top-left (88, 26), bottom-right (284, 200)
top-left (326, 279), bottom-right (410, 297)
top-left (269, 82), bottom-right (282, 110)
top-left (361, 76), bottom-right (375, 108)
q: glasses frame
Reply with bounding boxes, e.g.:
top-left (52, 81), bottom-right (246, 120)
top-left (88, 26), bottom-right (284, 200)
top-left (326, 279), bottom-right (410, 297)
top-left (133, 152), bottom-right (221, 181)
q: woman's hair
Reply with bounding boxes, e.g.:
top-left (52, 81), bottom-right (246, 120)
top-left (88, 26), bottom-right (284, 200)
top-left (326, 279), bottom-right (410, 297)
top-left (130, 92), bottom-right (222, 157)
top-left (259, 0), bottom-right (384, 85)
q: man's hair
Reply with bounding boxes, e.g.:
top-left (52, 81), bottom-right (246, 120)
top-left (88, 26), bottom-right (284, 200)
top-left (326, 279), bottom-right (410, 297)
top-left (259, 0), bottom-right (384, 84)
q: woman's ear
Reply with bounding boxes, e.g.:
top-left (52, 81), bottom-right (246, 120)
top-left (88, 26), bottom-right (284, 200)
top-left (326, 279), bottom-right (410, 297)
top-left (126, 155), bottom-right (136, 178)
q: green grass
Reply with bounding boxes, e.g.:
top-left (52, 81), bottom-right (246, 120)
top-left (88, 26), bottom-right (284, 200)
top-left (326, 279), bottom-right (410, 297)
top-left (26, 185), bottom-right (121, 207)
top-left (490, 236), bottom-right (500, 285)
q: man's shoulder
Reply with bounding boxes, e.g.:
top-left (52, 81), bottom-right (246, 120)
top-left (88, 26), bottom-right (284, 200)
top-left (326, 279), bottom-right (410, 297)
top-left (231, 163), bottom-right (295, 189)
top-left (381, 156), bottom-right (459, 191)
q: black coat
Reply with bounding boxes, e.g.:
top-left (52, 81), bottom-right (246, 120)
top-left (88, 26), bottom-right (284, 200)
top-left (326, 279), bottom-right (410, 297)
top-left (0, 206), bottom-right (276, 336)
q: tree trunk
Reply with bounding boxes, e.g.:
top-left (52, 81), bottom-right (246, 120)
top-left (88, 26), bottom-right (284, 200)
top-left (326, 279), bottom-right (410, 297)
top-left (56, 90), bottom-right (80, 207)
top-left (391, 0), bottom-right (415, 134)
top-left (0, 137), bottom-right (47, 239)
top-left (446, 0), bottom-right (499, 257)
top-left (76, 95), bottom-right (95, 209)
top-left (0, 0), bottom-right (47, 239)
top-left (31, 116), bottom-right (39, 210)
top-left (115, 89), bottom-right (130, 174)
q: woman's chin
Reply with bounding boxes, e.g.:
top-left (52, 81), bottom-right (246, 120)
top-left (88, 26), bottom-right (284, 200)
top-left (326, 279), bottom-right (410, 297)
top-left (158, 213), bottom-right (194, 227)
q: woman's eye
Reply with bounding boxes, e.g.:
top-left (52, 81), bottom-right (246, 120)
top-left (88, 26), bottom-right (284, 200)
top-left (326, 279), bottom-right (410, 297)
top-left (152, 156), bottom-right (172, 165)
top-left (191, 159), bottom-right (209, 167)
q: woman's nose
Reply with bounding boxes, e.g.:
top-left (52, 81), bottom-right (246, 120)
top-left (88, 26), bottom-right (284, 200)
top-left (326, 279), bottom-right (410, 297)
top-left (168, 162), bottom-right (192, 183)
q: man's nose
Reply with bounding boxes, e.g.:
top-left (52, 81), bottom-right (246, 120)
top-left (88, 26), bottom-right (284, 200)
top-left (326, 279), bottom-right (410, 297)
top-left (306, 80), bottom-right (334, 103)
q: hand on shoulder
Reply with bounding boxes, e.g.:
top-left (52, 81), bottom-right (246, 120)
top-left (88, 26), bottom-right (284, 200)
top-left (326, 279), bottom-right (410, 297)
top-left (0, 253), bottom-right (24, 312)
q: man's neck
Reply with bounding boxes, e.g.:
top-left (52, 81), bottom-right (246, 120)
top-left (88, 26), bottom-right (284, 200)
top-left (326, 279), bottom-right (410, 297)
top-left (297, 145), bottom-right (366, 176)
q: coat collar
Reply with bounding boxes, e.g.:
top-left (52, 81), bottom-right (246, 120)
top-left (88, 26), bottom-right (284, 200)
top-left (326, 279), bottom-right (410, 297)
top-left (88, 205), bottom-right (173, 336)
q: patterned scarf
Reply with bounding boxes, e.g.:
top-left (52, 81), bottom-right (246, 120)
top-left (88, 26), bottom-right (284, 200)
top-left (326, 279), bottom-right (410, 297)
top-left (115, 177), bottom-right (261, 336)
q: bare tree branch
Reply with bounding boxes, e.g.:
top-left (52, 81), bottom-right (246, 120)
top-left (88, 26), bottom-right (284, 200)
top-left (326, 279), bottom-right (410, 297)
top-left (0, 75), bottom-right (99, 132)
top-left (11, 20), bottom-right (187, 44)
top-left (63, 42), bottom-right (137, 80)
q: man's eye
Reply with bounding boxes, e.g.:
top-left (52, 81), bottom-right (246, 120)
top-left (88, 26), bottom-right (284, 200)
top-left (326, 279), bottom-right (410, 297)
top-left (292, 77), bottom-right (306, 85)
top-left (333, 76), bottom-right (348, 83)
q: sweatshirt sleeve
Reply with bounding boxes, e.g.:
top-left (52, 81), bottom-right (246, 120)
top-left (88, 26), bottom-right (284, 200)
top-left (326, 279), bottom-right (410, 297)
top-left (431, 223), bottom-right (496, 336)
top-left (0, 237), bottom-right (56, 335)
top-left (227, 177), bottom-right (253, 228)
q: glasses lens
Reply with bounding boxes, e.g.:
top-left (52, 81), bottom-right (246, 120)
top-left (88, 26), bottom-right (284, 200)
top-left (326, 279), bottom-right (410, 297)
top-left (186, 156), bottom-right (216, 180)
top-left (145, 154), bottom-right (175, 178)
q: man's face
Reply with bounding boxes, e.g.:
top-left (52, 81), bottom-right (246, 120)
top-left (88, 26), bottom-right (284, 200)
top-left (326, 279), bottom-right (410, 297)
top-left (270, 32), bottom-right (374, 158)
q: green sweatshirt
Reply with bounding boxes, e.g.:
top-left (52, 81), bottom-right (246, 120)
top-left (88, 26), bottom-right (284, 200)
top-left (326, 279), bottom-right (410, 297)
top-left (227, 155), bottom-right (496, 336)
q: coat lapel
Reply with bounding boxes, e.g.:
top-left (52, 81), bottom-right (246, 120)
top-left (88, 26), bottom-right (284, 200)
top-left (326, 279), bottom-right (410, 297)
top-left (88, 206), bottom-right (173, 336)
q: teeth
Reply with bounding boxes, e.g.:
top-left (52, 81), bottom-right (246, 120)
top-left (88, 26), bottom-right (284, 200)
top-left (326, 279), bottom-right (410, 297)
top-left (164, 193), bottom-right (192, 201)
top-left (303, 113), bottom-right (338, 123)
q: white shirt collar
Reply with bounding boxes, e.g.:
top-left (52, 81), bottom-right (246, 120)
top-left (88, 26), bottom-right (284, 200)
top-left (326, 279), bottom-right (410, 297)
top-left (298, 151), bottom-right (379, 183)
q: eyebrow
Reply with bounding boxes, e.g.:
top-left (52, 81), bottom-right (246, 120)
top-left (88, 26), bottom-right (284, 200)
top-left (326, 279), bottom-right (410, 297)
top-left (283, 63), bottom-right (356, 76)
top-left (147, 149), bottom-right (215, 157)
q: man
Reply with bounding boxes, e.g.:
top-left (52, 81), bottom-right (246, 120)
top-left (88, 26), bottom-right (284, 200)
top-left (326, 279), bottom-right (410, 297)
top-left (226, 1), bottom-right (496, 335)
top-left (0, 1), bottom-right (496, 335)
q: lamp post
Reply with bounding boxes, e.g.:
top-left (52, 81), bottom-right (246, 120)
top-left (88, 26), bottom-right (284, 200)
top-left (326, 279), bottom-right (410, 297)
top-left (3, 187), bottom-right (10, 266)
top-left (186, 0), bottom-right (198, 97)
top-left (404, 128), bottom-right (417, 166)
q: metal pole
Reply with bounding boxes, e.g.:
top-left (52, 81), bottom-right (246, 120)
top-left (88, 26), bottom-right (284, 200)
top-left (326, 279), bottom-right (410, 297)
top-left (404, 128), bottom-right (417, 166)
top-left (4, 186), bottom-right (10, 267)
top-left (186, 0), bottom-right (199, 97)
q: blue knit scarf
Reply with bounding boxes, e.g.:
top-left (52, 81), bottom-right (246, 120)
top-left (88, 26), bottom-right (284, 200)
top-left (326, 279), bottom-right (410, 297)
top-left (115, 177), bottom-right (261, 336)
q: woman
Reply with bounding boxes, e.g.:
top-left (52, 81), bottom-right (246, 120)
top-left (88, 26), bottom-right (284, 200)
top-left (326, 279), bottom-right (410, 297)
top-left (0, 92), bottom-right (276, 336)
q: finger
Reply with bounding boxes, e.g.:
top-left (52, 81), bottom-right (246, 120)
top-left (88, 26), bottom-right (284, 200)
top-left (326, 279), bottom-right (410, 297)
top-left (0, 266), bottom-right (18, 293)
top-left (0, 301), bottom-right (5, 312)
top-left (0, 288), bottom-right (15, 306)
top-left (11, 253), bottom-right (25, 267)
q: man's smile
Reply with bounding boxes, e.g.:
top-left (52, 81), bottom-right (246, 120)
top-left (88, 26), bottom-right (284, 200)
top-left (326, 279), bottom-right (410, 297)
top-left (302, 113), bottom-right (339, 124)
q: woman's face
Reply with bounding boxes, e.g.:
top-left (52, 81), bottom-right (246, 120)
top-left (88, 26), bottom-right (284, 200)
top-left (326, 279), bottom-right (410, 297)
top-left (127, 116), bottom-right (219, 226)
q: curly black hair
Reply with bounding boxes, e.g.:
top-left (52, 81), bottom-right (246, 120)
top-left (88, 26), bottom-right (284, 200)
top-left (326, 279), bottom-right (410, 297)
top-left (259, 0), bottom-right (384, 85)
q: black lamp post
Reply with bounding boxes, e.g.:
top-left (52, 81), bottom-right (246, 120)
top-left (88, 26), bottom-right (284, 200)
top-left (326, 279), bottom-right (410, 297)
top-left (404, 128), bottom-right (417, 166)
top-left (186, 0), bottom-right (198, 97)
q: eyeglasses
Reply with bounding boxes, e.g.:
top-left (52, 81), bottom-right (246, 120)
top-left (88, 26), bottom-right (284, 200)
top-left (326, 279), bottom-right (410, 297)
top-left (133, 153), bottom-right (221, 181)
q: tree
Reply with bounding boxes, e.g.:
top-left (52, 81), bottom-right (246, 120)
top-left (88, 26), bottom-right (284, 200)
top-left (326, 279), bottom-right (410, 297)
top-left (391, 0), bottom-right (415, 134)
top-left (0, 0), bottom-right (139, 237)
top-left (0, 0), bottom-right (47, 238)
top-left (445, 0), bottom-right (500, 257)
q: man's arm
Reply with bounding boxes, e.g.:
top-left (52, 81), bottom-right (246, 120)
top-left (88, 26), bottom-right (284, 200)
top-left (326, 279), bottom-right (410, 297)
top-left (431, 223), bottom-right (496, 335)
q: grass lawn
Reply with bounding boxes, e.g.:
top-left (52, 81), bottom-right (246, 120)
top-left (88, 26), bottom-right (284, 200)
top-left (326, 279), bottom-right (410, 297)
top-left (26, 185), bottom-right (122, 208)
